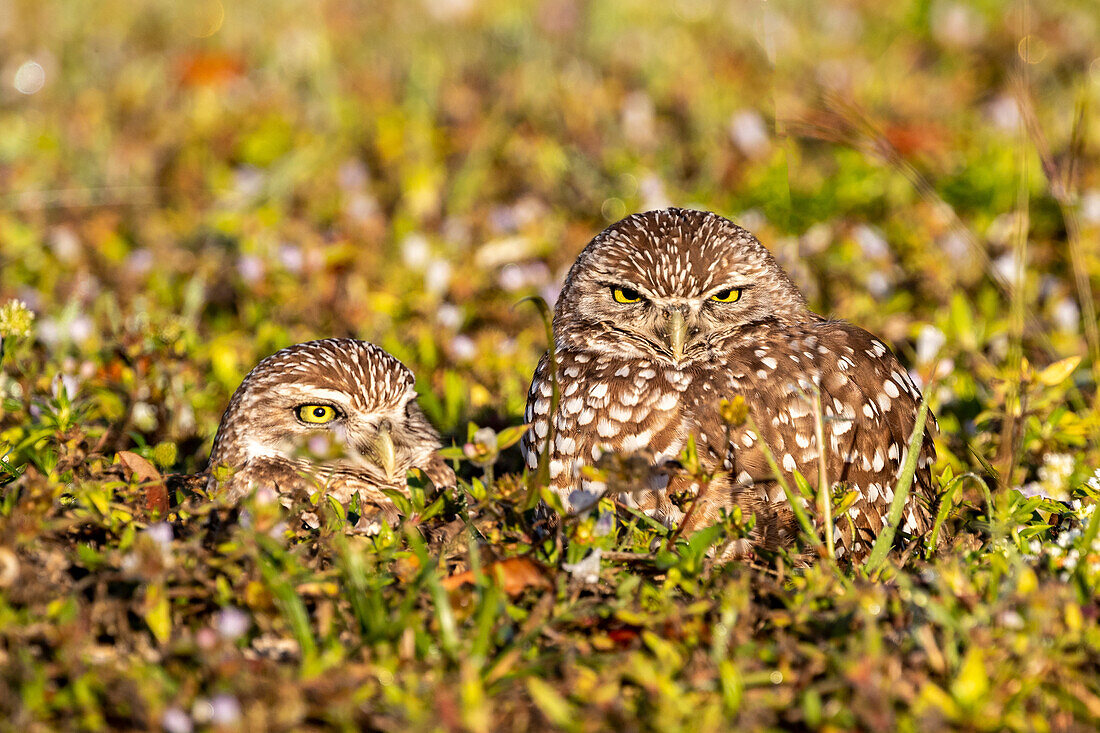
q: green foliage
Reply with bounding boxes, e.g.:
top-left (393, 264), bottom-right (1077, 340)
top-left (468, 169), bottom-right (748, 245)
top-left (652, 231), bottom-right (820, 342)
top-left (1, 0), bottom-right (1099, 730)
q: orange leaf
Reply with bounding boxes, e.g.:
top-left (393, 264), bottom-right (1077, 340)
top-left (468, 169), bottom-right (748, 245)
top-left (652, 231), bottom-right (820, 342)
top-left (441, 557), bottom-right (551, 597)
top-left (116, 451), bottom-right (168, 515)
top-left (144, 483), bottom-right (170, 516)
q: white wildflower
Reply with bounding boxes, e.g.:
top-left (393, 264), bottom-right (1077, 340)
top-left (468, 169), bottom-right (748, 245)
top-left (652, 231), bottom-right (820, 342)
top-left (144, 522), bottom-right (173, 552)
top-left (916, 324), bottom-right (947, 365)
top-left (215, 607), bottom-right (250, 641)
top-left (162, 707), bottom-right (193, 733)
top-left (729, 110), bottom-right (769, 159)
top-left (563, 548), bottom-right (602, 585)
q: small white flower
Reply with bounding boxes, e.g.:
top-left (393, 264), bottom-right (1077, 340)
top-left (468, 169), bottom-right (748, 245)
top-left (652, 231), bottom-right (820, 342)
top-left (638, 173), bottom-right (670, 211)
top-left (401, 234), bottom-right (431, 269)
top-left (852, 224), bottom-right (889, 259)
top-left (1053, 298), bottom-right (1080, 334)
top-left (986, 95), bottom-right (1021, 132)
top-left (144, 522), bottom-right (173, 552)
top-left (51, 373), bottom-right (80, 399)
top-left (999, 610), bottom-right (1024, 629)
top-left (234, 166), bottom-right (265, 198)
top-left (337, 159), bottom-right (369, 190)
top-left (992, 251), bottom-right (1022, 285)
top-left (162, 707), bottom-right (193, 733)
top-left (435, 303), bottom-right (463, 330)
top-left (132, 402), bottom-right (158, 432)
top-left (866, 271), bottom-right (892, 299)
top-left (563, 548), bottom-right (602, 585)
top-left (621, 91), bottom-right (656, 146)
top-left (425, 259), bottom-right (451, 295)
top-left (540, 284), bottom-right (561, 308)
top-left (209, 693), bottom-right (241, 725)
top-left (126, 249), bottom-right (154, 276)
top-left (1034, 453), bottom-right (1074, 501)
top-left (278, 244), bottom-right (303, 274)
top-left (449, 335), bottom-right (477, 362)
top-left (916, 325), bottom-right (947, 365)
top-left (931, 2), bottom-right (986, 48)
top-left (728, 110), bottom-right (769, 159)
top-left (237, 255), bottom-right (264, 284)
top-left (216, 607), bottom-right (250, 641)
top-left (498, 264), bottom-right (525, 291)
top-left (69, 315), bottom-right (93, 342)
top-left (1080, 190), bottom-right (1100, 225)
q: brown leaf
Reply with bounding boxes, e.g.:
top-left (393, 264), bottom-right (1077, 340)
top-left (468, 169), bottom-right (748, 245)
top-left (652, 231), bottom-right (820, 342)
top-left (116, 451), bottom-right (168, 515)
top-left (117, 451), bottom-right (161, 482)
top-left (441, 557), bottom-right (551, 597)
top-left (144, 484), bottom-right (170, 516)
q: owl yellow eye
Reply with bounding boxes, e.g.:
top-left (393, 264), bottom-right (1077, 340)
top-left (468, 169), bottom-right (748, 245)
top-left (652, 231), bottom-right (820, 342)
top-left (611, 286), bottom-right (642, 304)
top-left (710, 288), bottom-right (742, 303)
top-left (296, 404), bottom-right (338, 424)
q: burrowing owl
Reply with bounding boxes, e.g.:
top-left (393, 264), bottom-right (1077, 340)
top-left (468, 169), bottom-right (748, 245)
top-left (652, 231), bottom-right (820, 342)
top-left (521, 209), bottom-right (936, 559)
top-left (206, 339), bottom-right (454, 528)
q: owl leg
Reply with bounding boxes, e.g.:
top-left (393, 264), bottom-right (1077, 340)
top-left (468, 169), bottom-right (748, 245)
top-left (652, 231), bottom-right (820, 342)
top-left (674, 475), bottom-right (736, 534)
top-left (645, 476), bottom-right (687, 529)
top-left (349, 502), bottom-right (400, 535)
top-left (675, 476), bottom-right (789, 560)
top-left (739, 483), bottom-right (800, 554)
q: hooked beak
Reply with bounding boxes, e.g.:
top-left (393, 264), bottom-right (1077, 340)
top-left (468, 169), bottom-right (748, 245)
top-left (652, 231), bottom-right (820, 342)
top-left (664, 308), bottom-right (689, 363)
top-left (361, 422), bottom-right (398, 479)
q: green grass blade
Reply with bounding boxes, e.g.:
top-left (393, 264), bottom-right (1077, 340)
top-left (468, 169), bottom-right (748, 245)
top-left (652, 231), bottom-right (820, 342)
top-left (927, 472), bottom-right (984, 556)
top-left (747, 416), bottom-right (824, 557)
top-left (863, 399), bottom-right (930, 575)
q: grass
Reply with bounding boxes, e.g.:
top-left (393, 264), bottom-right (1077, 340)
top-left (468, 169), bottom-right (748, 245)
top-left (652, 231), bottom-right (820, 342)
top-left (2, 0), bottom-right (1100, 730)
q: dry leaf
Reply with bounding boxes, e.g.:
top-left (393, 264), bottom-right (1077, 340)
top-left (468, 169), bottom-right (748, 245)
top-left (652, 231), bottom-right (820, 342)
top-left (441, 557), bottom-right (551, 597)
top-left (116, 451), bottom-right (169, 515)
top-left (117, 451), bottom-right (161, 482)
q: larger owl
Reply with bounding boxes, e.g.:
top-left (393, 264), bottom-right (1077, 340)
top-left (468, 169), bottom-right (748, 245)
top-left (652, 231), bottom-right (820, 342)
top-left (521, 209), bottom-right (937, 559)
top-left (206, 339), bottom-right (454, 529)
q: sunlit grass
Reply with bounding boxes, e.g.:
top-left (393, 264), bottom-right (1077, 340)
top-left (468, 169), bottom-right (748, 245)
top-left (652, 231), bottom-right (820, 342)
top-left (1, 0), bottom-right (1099, 729)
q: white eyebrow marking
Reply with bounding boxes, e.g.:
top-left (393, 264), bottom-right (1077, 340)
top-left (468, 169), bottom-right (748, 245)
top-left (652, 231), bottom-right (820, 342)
top-left (285, 387), bottom-right (350, 404)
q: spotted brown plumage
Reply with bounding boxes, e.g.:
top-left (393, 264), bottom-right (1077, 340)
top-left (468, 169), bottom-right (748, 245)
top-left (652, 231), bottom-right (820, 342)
top-left (520, 208), bottom-right (937, 560)
top-left (206, 339), bottom-right (454, 530)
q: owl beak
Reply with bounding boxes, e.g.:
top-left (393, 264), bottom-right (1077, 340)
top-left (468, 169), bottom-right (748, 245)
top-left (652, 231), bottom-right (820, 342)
top-left (664, 308), bottom-right (689, 362)
top-left (361, 422), bottom-right (398, 479)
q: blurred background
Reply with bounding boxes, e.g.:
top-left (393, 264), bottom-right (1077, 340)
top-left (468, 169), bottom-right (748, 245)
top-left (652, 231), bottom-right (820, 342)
top-left (1, 0), bottom-right (1097, 476)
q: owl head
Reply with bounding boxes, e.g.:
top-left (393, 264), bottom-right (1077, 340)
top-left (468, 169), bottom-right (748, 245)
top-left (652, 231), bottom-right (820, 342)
top-left (207, 339), bottom-right (440, 486)
top-left (553, 208), bottom-right (810, 365)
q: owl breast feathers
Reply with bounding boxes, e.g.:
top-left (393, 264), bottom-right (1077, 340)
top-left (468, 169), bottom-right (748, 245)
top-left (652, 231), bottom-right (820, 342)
top-left (520, 208), bottom-right (937, 560)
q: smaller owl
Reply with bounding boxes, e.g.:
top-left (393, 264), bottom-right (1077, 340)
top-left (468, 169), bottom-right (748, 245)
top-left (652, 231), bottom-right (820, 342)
top-left (206, 339), bottom-right (454, 529)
